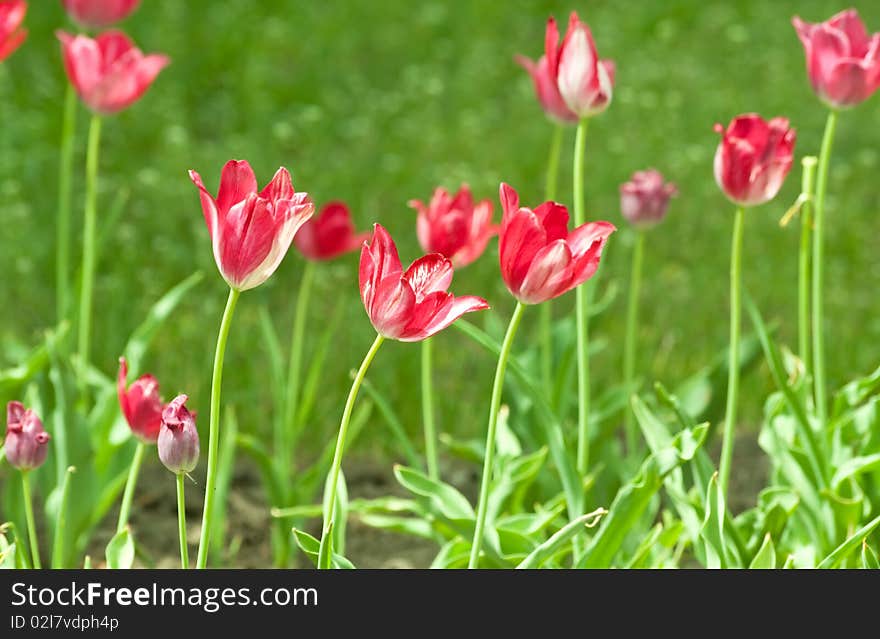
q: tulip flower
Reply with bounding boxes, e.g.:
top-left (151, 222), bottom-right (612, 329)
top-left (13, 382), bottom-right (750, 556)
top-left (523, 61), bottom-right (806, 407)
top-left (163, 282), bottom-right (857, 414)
top-left (0, 0), bottom-right (26, 63)
top-left (714, 114), bottom-right (796, 207)
top-left (294, 201), bottom-right (368, 261)
top-left (552, 12), bottom-right (615, 120)
top-left (57, 30), bottom-right (169, 115)
top-left (620, 169), bottom-right (678, 230)
top-left (408, 185), bottom-right (498, 269)
top-left (158, 394), bottom-right (198, 568)
top-left (62, 0), bottom-right (140, 29)
top-left (5, 401), bottom-right (49, 568)
top-left (792, 9), bottom-right (880, 110)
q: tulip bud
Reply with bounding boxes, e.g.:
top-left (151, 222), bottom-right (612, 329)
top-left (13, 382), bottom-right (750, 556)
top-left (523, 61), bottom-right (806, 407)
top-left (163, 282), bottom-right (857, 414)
top-left (4, 401), bottom-right (50, 471)
top-left (294, 201), bottom-right (368, 261)
top-left (61, 0), bottom-right (140, 29)
top-left (620, 170), bottom-right (678, 230)
top-left (117, 357), bottom-right (165, 443)
top-left (158, 395), bottom-right (199, 475)
top-left (554, 12), bottom-right (615, 119)
top-left (0, 0), bottom-right (27, 64)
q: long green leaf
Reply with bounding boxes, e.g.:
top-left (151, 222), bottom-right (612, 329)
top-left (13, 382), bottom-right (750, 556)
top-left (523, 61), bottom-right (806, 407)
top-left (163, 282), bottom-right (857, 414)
top-left (861, 541), bottom-right (879, 569)
top-left (292, 528), bottom-right (355, 569)
top-left (817, 514), bottom-right (880, 569)
top-left (517, 509), bottom-right (606, 569)
top-left (393, 465), bottom-right (474, 520)
top-left (749, 533), bottom-right (776, 569)
top-left (51, 466), bottom-right (76, 569)
top-left (105, 528), bottom-right (134, 569)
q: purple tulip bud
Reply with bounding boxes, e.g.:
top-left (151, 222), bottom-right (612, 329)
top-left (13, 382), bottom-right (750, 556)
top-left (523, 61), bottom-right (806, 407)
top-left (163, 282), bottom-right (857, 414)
top-left (4, 401), bottom-right (51, 471)
top-left (158, 395), bottom-right (199, 475)
top-left (620, 169), bottom-right (678, 229)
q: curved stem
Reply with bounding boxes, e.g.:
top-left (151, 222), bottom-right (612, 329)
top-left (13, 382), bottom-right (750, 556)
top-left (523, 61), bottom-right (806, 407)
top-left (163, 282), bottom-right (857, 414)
top-left (116, 441), bottom-right (146, 533)
top-left (318, 334), bottom-right (385, 568)
top-left (468, 302), bottom-right (526, 568)
top-left (623, 231), bottom-right (645, 453)
top-left (421, 338), bottom-right (439, 479)
top-left (77, 114), bottom-right (102, 390)
top-left (573, 117), bottom-right (591, 474)
top-left (176, 473), bottom-right (189, 569)
top-left (811, 110), bottom-right (838, 425)
top-left (196, 287), bottom-right (241, 569)
top-left (719, 207), bottom-right (745, 500)
top-left (539, 124), bottom-right (564, 394)
top-left (21, 471), bottom-right (41, 569)
top-left (56, 84), bottom-right (77, 323)
top-left (798, 157), bottom-right (818, 375)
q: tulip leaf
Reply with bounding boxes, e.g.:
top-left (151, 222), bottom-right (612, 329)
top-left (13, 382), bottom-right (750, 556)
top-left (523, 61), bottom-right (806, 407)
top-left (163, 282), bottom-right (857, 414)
top-left (105, 528), bottom-right (135, 569)
top-left (749, 533), bottom-right (777, 569)
top-left (292, 528), bottom-right (355, 569)
top-left (0, 323), bottom-right (70, 397)
top-left (517, 510), bottom-right (606, 569)
top-left (700, 473), bottom-right (732, 569)
top-left (393, 465), bottom-right (474, 521)
top-left (861, 541), bottom-right (879, 569)
top-left (358, 514), bottom-right (435, 540)
top-left (51, 466), bottom-right (77, 569)
top-left (830, 453), bottom-right (880, 491)
top-left (817, 514), bottom-right (880, 569)
top-left (431, 538), bottom-right (471, 569)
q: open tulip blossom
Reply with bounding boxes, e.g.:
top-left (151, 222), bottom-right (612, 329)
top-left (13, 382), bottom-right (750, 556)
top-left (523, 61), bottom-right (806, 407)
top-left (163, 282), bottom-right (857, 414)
top-left (552, 12), bottom-right (615, 120)
top-left (294, 201), bottom-right (368, 261)
top-left (62, 0), bottom-right (140, 29)
top-left (0, 0), bottom-right (25, 63)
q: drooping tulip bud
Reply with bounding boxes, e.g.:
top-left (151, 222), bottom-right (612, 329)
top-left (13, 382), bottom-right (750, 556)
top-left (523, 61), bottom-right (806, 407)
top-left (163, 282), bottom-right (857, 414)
top-left (4, 401), bottom-right (50, 471)
top-left (61, 0), bottom-right (140, 29)
top-left (619, 170), bottom-right (678, 230)
top-left (158, 395), bottom-right (199, 475)
top-left (117, 357), bottom-right (164, 443)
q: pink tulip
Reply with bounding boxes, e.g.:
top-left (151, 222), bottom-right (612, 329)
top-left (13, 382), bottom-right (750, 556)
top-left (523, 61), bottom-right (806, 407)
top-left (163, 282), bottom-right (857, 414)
top-left (61, 0), bottom-right (140, 29)
top-left (713, 114), bottom-right (796, 207)
top-left (793, 9), bottom-right (880, 109)
top-left (359, 224), bottom-right (489, 341)
top-left (0, 0), bottom-right (26, 63)
top-left (190, 160), bottom-right (315, 291)
top-left (294, 201), bottom-right (368, 261)
top-left (4, 401), bottom-right (50, 471)
top-left (158, 395), bottom-right (199, 475)
top-left (117, 357), bottom-right (164, 444)
top-left (499, 183), bottom-right (615, 304)
top-left (620, 169), bottom-right (678, 229)
top-left (515, 40), bottom-right (578, 123)
top-left (553, 12), bottom-right (615, 119)
top-left (408, 184), bottom-right (498, 269)
top-left (57, 30), bottom-right (169, 115)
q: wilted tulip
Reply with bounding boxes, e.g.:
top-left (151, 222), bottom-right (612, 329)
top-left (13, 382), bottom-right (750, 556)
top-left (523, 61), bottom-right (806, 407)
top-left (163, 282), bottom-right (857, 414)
top-left (714, 114), bottom-right (796, 207)
top-left (294, 201), bottom-right (368, 261)
top-left (158, 395), bottom-right (199, 475)
top-left (359, 224), bottom-right (489, 341)
top-left (117, 357), bottom-right (164, 444)
top-left (4, 401), bottom-right (50, 471)
top-left (57, 30), bottom-right (169, 114)
top-left (61, 0), bottom-right (140, 29)
top-left (553, 12), bottom-right (615, 119)
top-left (0, 0), bottom-right (26, 63)
top-left (620, 170), bottom-right (678, 229)
top-left (499, 183), bottom-right (614, 304)
top-left (190, 160), bottom-right (315, 291)
top-left (793, 9), bottom-right (880, 109)
top-left (409, 185), bottom-right (498, 268)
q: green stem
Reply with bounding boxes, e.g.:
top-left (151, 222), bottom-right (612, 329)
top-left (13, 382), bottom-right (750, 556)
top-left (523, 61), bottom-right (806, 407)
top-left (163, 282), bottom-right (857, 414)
top-left (468, 302), bottom-right (526, 568)
top-left (573, 117), bottom-right (591, 475)
top-left (539, 124), bottom-right (564, 395)
top-left (176, 473), bottom-right (189, 569)
top-left (719, 207), bottom-right (745, 500)
top-left (21, 472), bottom-right (41, 569)
top-left (318, 334), bottom-right (385, 568)
top-left (421, 338), bottom-right (439, 479)
top-left (196, 287), bottom-right (241, 569)
top-left (116, 441), bottom-right (146, 533)
top-left (623, 231), bottom-right (645, 453)
top-left (77, 114), bottom-right (102, 390)
top-left (798, 157), bottom-right (818, 374)
top-left (56, 84), bottom-right (77, 323)
top-left (811, 110), bottom-right (838, 425)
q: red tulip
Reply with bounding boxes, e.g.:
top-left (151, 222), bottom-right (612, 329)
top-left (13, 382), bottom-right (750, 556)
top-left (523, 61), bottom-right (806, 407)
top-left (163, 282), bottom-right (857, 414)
top-left (515, 45), bottom-right (577, 124)
top-left (62, 0), bottom-right (140, 29)
top-left (4, 401), bottom-right (50, 471)
top-left (117, 357), bottom-right (164, 444)
top-left (294, 201), bottom-right (368, 261)
top-left (499, 183), bottom-right (615, 304)
top-left (57, 30), bottom-right (169, 115)
top-left (158, 395), bottom-right (199, 475)
top-left (359, 224), bottom-right (489, 341)
top-left (0, 1), bottom-right (26, 63)
top-left (190, 160), bottom-right (315, 290)
top-left (620, 169), bottom-right (678, 229)
top-left (408, 184), bottom-right (498, 268)
top-left (552, 12), bottom-right (615, 119)
top-left (713, 114), bottom-right (796, 207)
top-left (793, 9), bottom-right (880, 109)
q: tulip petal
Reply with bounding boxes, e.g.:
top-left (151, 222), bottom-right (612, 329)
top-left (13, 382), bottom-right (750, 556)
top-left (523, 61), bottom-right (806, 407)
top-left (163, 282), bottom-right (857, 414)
top-left (533, 201), bottom-right (570, 242)
top-left (829, 8), bottom-right (870, 55)
top-left (96, 30), bottom-right (135, 64)
top-left (517, 240), bottom-right (572, 304)
top-left (369, 275), bottom-right (416, 339)
top-left (567, 220), bottom-right (617, 257)
top-left (500, 207), bottom-right (546, 295)
top-left (117, 357), bottom-right (132, 426)
top-left (403, 253), bottom-right (453, 301)
top-left (295, 201), bottom-right (365, 260)
top-left (58, 31), bottom-right (102, 96)
top-left (360, 224), bottom-right (404, 315)
top-left (499, 182), bottom-right (520, 222)
top-left (400, 293), bottom-right (489, 342)
top-left (188, 169), bottom-right (219, 239)
top-left (6, 400), bottom-right (25, 430)
top-left (260, 167), bottom-right (294, 201)
top-left (216, 160), bottom-right (258, 218)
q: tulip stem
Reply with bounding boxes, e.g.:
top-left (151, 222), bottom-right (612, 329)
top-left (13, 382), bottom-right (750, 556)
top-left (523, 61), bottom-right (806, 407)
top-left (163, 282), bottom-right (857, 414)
top-left (77, 114), bottom-right (102, 393)
top-left (116, 441), bottom-right (146, 533)
top-left (539, 124), bottom-right (564, 394)
top-left (318, 334), bottom-right (385, 568)
top-left (719, 206), bottom-right (745, 500)
top-left (468, 302), bottom-right (526, 568)
top-left (573, 117), bottom-right (591, 475)
top-left (176, 473), bottom-right (189, 569)
top-left (811, 110), bottom-right (837, 425)
top-left (421, 338), bottom-right (439, 479)
top-left (56, 83), bottom-right (77, 324)
top-left (798, 157), bottom-right (818, 375)
top-left (196, 287), bottom-right (241, 569)
top-left (21, 471), bottom-right (41, 569)
top-left (623, 231), bottom-right (645, 454)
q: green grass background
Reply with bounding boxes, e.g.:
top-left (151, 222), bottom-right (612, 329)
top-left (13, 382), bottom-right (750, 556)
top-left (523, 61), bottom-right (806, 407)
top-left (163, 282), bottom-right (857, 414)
top-left (2, 0), bottom-right (879, 459)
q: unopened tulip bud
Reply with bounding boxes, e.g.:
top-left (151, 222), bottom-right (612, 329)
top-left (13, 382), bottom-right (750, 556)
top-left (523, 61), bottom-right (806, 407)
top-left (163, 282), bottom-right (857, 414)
top-left (5, 401), bottom-right (50, 471)
top-left (158, 395), bottom-right (199, 475)
top-left (61, 0), bottom-right (140, 29)
top-left (620, 170), bottom-right (677, 230)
